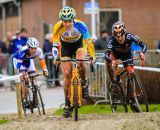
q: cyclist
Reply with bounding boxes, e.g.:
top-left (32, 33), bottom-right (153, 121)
top-left (105, 21), bottom-right (147, 85)
top-left (52, 6), bottom-right (96, 118)
top-left (13, 37), bottom-right (48, 107)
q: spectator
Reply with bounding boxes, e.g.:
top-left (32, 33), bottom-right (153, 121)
top-left (0, 40), bottom-right (8, 53)
top-left (9, 28), bottom-right (28, 54)
top-left (3, 31), bottom-right (13, 50)
top-left (0, 40), bottom-right (8, 75)
top-left (43, 33), bottom-right (61, 87)
top-left (8, 31), bottom-right (20, 54)
top-left (94, 30), bottom-right (109, 51)
top-left (43, 33), bottom-right (53, 53)
top-left (20, 28), bottom-right (28, 45)
top-left (3, 32), bottom-right (14, 75)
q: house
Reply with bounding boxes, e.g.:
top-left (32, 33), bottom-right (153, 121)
top-left (0, 0), bottom-right (159, 48)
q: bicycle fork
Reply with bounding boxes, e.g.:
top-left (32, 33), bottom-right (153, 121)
top-left (70, 68), bottom-right (82, 108)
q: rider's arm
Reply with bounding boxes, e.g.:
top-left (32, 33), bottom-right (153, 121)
top-left (84, 38), bottom-right (95, 58)
top-left (129, 34), bottom-right (147, 53)
top-left (51, 22), bottom-right (62, 59)
top-left (104, 39), bottom-right (113, 63)
top-left (75, 20), bottom-right (95, 58)
top-left (16, 49), bottom-right (26, 69)
top-left (37, 48), bottom-right (47, 70)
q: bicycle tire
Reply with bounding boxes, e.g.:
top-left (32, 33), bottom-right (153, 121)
top-left (73, 78), bottom-right (79, 121)
top-left (108, 82), bottom-right (116, 113)
top-left (108, 82), bottom-right (128, 113)
top-left (132, 73), bottom-right (149, 112)
top-left (128, 72), bottom-right (149, 112)
top-left (28, 90), bottom-right (34, 114)
top-left (33, 86), bottom-right (45, 115)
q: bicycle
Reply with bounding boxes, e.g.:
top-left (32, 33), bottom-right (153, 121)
top-left (58, 58), bottom-right (93, 121)
top-left (108, 57), bottom-right (149, 113)
top-left (21, 73), bottom-right (45, 117)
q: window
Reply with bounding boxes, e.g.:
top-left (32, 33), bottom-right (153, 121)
top-left (5, 2), bottom-right (18, 17)
top-left (0, 1), bottom-right (18, 19)
top-left (98, 9), bottom-right (122, 36)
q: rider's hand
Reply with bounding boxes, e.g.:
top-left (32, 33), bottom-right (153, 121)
top-left (139, 52), bottom-right (145, 60)
top-left (52, 46), bottom-right (59, 65)
top-left (90, 57), bottom-right (96, 64)
top-left (53, 59), bottom-right (58, 65)
top-left (111, 60), bottom-right (117, 66)
top-left (43, 69), bottom-right (48, 77)
top-left (111, 59), bottom-right (122, 66)
top-left (52, 46), bottom-right (58, 59)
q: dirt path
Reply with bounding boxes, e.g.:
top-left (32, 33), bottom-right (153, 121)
top-left (0, 109), bottom-right (160, 130)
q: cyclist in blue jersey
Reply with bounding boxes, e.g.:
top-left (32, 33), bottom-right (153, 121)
top-left (13, 37), bottom-right (48, 105)
top-left (105, 21), bottom-right (147, 82)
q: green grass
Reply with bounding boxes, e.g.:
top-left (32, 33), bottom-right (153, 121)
top-left (54, 104), bottom-right (160, 116)
top-left (0, 117), bottom-right (8, 125)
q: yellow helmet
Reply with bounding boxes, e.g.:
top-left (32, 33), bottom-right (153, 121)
top-left (59, 6), bottom-right (76, 21)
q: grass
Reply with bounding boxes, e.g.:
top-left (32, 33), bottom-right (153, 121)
top-left (0, 117), bottom-right (8, 125)
top-left (54, 104), bottom-right (160, 116)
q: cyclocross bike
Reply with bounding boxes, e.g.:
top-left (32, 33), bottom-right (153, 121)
top-left (58, 58), bottom-right (93, 121)
top-left (21, 73), bottom-right (45, 117)
top-left (108, 57), bottom-right (149, 113)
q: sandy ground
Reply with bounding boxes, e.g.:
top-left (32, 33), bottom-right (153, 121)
top-left (0, 109), bottom-right (160, 130)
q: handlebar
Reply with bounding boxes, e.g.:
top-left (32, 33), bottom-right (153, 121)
top-left (24, 73), bottom-right (44, 79)
top-left (115, 57), bottom-right (144, 67)
top-left (57, 58), bottom-right (94, 72)
top-left (57, 59), bottom-right (90, 62)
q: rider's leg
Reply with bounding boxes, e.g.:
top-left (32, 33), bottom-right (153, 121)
top-left (61, 57), bottom-right (72, 117)
top-left (105, 52), bottom-right (116, 82)
top-left (19, 71), bottom-right (28, 101)
top-left (76, 48), bottom-right (89, 98)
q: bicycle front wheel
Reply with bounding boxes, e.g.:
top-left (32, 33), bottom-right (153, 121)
top-left (129, 73), bottom-right (149, 112)
top-left (73, 78), bottom-right (79, 121)
top-left (34, 86), bottom-right (45, 115)
top-left (108, 82), bottom-right (128, 113)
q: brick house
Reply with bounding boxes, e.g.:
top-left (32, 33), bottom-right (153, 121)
top-left (0, 0), bottom-right (159, 48)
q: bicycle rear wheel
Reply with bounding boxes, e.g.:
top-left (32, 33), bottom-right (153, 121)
top-left (73, 78), bottom-right (79, 121)
top-left (129, 73), bottom-right (149, 112)
top-left (108, 82), bottom-right (128, 113)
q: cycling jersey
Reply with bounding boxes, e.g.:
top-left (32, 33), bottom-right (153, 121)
top-left (52, 19), bottom-right (95, 58)
top-left (105, 32), bottom-right (147, 63)
top-left (14, 45), bottom-right (44, 61)
top-left (13, 45), bottom-right (46, 75)
top-left (52, 19), bottom-right (90, 44)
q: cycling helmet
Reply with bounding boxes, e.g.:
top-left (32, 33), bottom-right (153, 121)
top-left (27, 37), bottom-right (39, 48)
top-left (59, 6), bottom-right (76, 21)
top-left (112, 21), bottom-right (126, 37)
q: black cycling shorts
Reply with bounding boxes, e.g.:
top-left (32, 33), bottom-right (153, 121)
top-left (60, 35), bottom-right (83, 58)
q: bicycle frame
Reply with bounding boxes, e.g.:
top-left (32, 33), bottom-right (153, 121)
top-left (21, 73), bottom-right (45, 116)
top-left (70, 62), bottom-right (82, 107)
top-left (58, 58), bottom-right (92, 120)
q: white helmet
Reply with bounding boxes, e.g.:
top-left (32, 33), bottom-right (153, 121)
top-left (27, 37), bottom-right (39, 48)
top-left (112, 21), bottom-right (126, 37)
